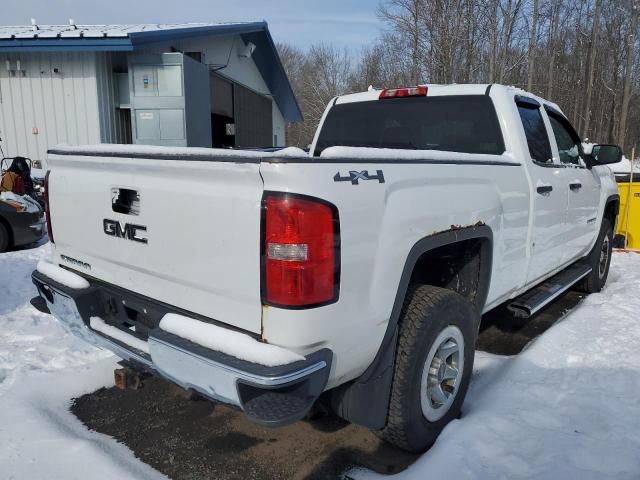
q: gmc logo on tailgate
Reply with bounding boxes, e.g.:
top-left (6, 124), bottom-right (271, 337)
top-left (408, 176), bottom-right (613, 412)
top-left (103, 219), bottom-right (148, 244)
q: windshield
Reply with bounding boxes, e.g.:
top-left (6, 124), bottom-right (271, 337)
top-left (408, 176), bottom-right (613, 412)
top-left (314, 95), bottom-right (505, 157)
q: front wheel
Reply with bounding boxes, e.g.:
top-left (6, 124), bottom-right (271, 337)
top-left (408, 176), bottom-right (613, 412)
top-left (376, 285), bottom-right (478, 452)
top-left (579, 219), bottom-right (613, 293)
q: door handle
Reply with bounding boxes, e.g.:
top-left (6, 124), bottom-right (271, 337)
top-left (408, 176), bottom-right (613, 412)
top-left (569, 182), bottom-right (582, 191)
top-left (536, 185), bottom-right (553, 194)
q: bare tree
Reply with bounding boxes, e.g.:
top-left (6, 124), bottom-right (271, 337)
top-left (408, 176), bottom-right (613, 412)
top-left (278, 0), bottom-right (640, 150)
top-left (546, 0), bottom-right (562, 98)
top-left (582, 0), bottom-right (601, 138)
top-left (619, 0), bottom-right (639, 152)
top-left (527, 0), bottom-right (540, 91)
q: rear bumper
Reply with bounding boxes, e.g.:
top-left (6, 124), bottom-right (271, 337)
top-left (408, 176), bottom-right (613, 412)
top-left (31, 269), bottom-right (332, 426)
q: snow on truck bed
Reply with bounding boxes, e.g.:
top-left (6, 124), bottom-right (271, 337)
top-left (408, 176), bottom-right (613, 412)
top-left (48, 144), bottom-right (308, 159)
top-left (1, 244), bottom-right (640, 479)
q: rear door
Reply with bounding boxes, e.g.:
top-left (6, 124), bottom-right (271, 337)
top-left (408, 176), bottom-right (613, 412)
top-left (515, 98), bottom-right (570, 285)
top-left (47, 150), bottom-right (264, 334)
top-left (544, 108), bottom-right (600, 260)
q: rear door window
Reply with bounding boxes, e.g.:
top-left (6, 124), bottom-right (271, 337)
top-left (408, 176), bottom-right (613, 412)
top-left (516, 103), bottom-right (553, 165)
top-left (314, 95), bottom-right (505, 156)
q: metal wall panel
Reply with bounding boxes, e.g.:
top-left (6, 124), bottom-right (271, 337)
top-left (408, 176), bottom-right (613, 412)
top-left (272, 101), bottom-right (286, 147)
top-left (128, 36), bottom-right (289, 146)
top-left (210, 73), bottom-right (233, 117)
top-left (234, 83), bottom-right (272, 147)
top-left (159, 109), bottom-right (185, 139)
top-left (157, 66), bottom-right (183, 97)
top-left (0, 52), bottom-right (101, 163)
top-left (135, 110), bottom-right (160, 140)
top-left (129, 53), bottom-right (211, 148)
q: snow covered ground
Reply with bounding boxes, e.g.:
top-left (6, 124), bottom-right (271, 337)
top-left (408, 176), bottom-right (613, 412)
top-left (0, 244), bottom-right (165, 480)
top-left (354, 252), bottom-right (640, 480)
top-left (1, 243), bottom-right (640, 479)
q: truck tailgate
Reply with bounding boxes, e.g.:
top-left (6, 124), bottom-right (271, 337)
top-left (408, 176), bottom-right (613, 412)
top-left (47, 152), bottom-right (264, 334)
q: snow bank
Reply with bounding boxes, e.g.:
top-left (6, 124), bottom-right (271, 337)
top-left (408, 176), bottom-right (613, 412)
top-left (159, 313), bottom-right (305, 366)
top-left (90, 317), bottom-right (149, 354)
top-left (609, 156), bottom-right (639, 174)
top-left (581, 142), bottom-right (596, 155)
top-left (353, 252), bottom-right (640, 480)
top-left (1, 243), bottom-right (163, 479)
top-left (0, 360), bottom-right (166, 480)
top-left (36, 260), bottom-right (90, 289)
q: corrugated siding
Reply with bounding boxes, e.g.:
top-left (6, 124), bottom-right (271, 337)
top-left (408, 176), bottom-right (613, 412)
top-left (95, 52), bottom-right (131, 144)
top-left (96, 52), bottom-right (115, 143)
top-left (0, 52), bottom-right (101, 163)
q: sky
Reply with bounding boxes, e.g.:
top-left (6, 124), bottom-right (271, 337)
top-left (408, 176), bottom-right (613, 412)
top-left (5, 0), bottom-right (383, 51)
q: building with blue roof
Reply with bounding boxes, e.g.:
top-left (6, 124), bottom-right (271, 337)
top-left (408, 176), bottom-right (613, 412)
top-left (0, 21), bottom-right (302, 162)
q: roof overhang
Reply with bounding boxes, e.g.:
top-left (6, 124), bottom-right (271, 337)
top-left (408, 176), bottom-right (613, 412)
top-left (0, 22), bottom-right (302, 123)
top-left (0, 38), bottom-right (133, 52)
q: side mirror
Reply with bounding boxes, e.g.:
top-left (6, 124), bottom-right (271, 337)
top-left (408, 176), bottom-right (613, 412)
top-left (589, 144), bottom-right (622, 166)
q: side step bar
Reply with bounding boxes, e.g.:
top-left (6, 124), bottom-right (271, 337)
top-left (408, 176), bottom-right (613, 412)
top-left (508, 263), bottom-right (592, 318)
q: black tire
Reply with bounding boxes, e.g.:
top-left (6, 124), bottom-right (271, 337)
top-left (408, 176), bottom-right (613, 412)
top-left (0, 222), bottom-right (10, 253)
top-left (579, 219), bottom-right (613, 293)
top-left (377, 284), bottom-right (478, 452)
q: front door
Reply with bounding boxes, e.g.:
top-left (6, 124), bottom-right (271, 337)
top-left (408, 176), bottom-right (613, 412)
top-left (515, 98), bottom-right (570, 285)
top-left (545, 108), bottom-right (600, 261)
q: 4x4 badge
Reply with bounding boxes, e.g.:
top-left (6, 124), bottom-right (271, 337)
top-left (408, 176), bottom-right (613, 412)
top-left (334, 170), bottom-right (385, 185)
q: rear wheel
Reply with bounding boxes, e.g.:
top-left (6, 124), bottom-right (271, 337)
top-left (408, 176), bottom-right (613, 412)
top-left (579, 219), bottom-right (613, 293)
top-left (376, 284), bottom-right (478, 452)
top-left (0, 222), bottom-right (10, 252)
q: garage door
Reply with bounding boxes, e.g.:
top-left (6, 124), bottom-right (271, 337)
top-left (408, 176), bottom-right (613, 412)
top-left (234, 84), bottom-right (273, 147)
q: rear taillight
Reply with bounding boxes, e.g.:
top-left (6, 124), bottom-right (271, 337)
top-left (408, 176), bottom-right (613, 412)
top-left (262, 193), bottom-right (339, 308)
top-left (44, 170), bottom-right (53, 243)
top-left (379, 85), bottom-right (428, 99)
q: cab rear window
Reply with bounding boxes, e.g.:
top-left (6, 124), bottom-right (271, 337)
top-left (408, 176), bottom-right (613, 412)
top-left (314, 95), bottom-right (505, 157)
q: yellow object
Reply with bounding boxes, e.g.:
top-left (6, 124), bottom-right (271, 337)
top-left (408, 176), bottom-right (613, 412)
top-left (616, 178), bottom-right (640, 249)
top-left (0, 171), bottom-right (20, 192)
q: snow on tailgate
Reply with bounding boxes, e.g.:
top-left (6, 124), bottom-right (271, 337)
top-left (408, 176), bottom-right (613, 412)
top-left (352, 252), bottom-right (640, 480)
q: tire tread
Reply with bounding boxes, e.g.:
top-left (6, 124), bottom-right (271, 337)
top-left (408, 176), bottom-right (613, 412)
top-left (377, 284), bottom-right (472, 451)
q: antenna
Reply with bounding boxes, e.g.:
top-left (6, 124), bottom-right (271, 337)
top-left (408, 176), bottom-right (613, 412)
top-left (69, 18), bottom-right (77, 30)
top-left (31, 18), bottom-right (39, 31)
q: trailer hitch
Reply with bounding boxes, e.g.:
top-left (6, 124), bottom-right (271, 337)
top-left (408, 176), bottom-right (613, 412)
top-left (114, 365), bottom-right (149, 391)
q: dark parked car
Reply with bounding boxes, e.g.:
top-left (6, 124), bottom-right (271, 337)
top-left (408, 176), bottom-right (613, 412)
top-left (0, 194), bottom-right (45, 252)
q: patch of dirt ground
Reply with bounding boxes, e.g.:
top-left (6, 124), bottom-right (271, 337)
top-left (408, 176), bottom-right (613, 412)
top-left (72, 289), bottom-right (584, 479)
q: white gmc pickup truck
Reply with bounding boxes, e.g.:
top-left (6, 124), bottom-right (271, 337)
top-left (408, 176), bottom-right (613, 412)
top-left (32, 84), bottom-right (622, 452)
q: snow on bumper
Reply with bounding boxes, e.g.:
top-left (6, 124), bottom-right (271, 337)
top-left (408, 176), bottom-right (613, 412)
top-left (31, 269), bottom-right (332, 427)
